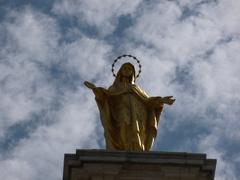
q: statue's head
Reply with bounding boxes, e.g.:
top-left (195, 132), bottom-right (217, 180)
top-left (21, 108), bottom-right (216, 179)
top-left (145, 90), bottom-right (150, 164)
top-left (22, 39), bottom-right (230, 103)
top-left (116, 63), bottom-right (136, 83)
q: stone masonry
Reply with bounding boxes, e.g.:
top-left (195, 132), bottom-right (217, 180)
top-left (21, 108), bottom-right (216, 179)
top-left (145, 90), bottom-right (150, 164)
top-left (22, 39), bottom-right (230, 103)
top-left (63, 149), bottom-right (216, 180)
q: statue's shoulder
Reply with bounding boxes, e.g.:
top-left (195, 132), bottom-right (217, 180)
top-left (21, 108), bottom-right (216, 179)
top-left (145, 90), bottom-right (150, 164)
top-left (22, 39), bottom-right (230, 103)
top-left (132, 84), bottom-right (149, 98)
top-left (108, 85), bottom-right (115, 91)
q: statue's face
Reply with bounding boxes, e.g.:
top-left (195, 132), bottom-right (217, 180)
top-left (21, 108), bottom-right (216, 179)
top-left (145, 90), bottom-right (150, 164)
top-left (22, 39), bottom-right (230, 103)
top-left (121, 64), bottom-right (133, 77)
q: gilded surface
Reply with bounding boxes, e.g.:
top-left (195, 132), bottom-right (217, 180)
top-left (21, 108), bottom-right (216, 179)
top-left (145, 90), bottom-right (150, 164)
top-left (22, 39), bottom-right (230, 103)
top-left (84, 63), bottom-right (175, 151)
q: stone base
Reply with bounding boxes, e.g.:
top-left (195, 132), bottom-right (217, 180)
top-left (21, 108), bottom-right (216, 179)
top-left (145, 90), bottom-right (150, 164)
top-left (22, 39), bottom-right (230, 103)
top-left (63, 149), bottom-right (216, 180)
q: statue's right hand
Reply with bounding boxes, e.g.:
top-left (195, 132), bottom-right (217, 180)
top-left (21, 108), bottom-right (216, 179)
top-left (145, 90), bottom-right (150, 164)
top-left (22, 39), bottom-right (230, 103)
top-left (84, 81), bottom-right (96, 89)
top-left (84, 81), bottom-right (108, 100)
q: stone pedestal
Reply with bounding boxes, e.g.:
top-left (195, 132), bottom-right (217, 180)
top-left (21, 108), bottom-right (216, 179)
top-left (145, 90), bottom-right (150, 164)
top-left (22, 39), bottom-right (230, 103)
top-left (63, 149), bottom-right (216, 180)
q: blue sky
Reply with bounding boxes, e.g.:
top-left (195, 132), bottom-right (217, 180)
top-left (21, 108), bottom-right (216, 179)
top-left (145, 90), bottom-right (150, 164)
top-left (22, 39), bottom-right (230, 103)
top-left (0, 0), bottom-right (240, 179)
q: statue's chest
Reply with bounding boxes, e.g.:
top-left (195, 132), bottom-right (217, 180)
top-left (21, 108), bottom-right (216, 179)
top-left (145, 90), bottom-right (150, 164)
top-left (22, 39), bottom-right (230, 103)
top-left (110, 94), bottom-right (147, 123)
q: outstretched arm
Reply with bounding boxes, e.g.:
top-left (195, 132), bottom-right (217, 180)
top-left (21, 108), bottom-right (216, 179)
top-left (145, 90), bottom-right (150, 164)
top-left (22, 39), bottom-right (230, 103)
top-left (84, 81), bottom-right (96, 89)
top-left (148, 96), bottom-right (175, 107)
top-left (84, 81), bottom-right (108, 101)
top-left (161, 96), bottom-right (175, 105)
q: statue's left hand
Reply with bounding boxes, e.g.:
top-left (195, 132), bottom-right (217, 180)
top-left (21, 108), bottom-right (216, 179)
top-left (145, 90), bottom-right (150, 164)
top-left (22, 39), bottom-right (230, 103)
top-left (162, 96), bottom-right (175, 105)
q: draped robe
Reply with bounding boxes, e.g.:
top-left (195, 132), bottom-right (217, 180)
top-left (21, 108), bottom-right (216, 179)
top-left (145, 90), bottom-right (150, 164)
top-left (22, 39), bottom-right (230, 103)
top-left (95, 82), bottom-right (163, 151)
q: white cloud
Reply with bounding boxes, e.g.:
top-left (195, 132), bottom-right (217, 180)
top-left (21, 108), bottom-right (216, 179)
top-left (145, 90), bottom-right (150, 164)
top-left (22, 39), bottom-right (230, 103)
top-left (0, 1), bottom-right (240, 180)
top-left (0, 87), bottom-right (102, 180)
top-left (197, 130), bottom-right (238, 180)
top-left (61, 36), bottom-right (111, 80)
top-left (200, 0), bottom-right (240, 36)
top-left (125, 0), bottom-right (240, 123)
top-left (127, 1), bottom-right (222, 63)
top-left (0, 5), bottom-right (112, 180)
top-left (124, 1), bottom-right (240, 179)
top-left (0, 8), bottom-right (59, 138)
top-left (52, 0), bottom-right (142, 35)
top-left (3, 8), bottom-right (59, 62)
top-left (176, 0), bottom-right (204, 8)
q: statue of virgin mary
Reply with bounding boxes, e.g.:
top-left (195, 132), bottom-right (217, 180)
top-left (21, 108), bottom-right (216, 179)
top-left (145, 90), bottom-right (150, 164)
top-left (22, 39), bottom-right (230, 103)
top-left (84, 62), bottom-right (175, 151)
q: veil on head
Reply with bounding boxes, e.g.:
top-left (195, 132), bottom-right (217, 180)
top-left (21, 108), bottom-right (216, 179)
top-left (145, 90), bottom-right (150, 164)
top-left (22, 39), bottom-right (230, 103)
top-left (111, 55), bottom-right (142, 85)
top-left (114, 63), bottom-right (136, 85)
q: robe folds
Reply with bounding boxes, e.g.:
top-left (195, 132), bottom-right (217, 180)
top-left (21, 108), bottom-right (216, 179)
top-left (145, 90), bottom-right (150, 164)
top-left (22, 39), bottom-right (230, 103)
top-left (95, 84), bottom-right (163, 151)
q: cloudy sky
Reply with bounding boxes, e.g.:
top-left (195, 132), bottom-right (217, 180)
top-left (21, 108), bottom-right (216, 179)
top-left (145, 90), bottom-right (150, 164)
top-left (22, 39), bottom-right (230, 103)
top-left (0, 0), bottom-right (239, 179)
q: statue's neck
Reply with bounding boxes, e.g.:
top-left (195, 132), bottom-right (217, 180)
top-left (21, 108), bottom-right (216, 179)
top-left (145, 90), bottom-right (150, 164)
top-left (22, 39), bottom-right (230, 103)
top-left (121, 76), bottom-right (131, 84)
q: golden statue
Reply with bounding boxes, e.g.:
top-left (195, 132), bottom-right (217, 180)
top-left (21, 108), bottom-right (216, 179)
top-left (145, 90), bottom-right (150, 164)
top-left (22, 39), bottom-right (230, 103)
top-left (84, 55), bottom-right (175, 151)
